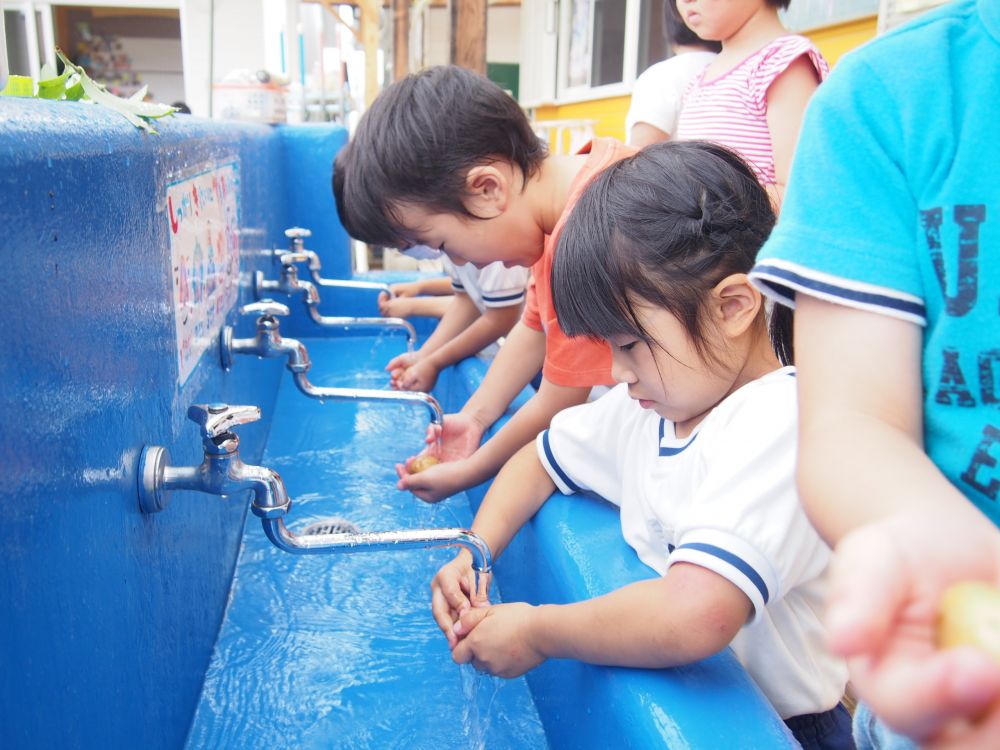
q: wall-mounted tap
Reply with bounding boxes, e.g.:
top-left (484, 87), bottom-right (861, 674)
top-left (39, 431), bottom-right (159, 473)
top-left (255, 252), bottom-right (416, 351)
top-left (221, 301), bottom-right (444, 433)
top-left (280, 226), bottom-right (396, 299)
top-left (137, 403), bottom-right (491, 596)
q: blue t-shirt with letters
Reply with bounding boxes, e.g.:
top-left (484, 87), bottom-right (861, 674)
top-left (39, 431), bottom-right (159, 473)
top-left (751, 0), bottom-right (1000, 526)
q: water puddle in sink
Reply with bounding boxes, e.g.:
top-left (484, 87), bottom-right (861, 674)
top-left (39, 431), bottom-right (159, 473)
top-left (186, 338), bottom-right (547, 749)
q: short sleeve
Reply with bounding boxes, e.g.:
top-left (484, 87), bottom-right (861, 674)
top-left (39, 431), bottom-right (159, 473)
top-left (442, 258), bottom-right (466, 294)
top-left (667, 377), bottom-right (830, 621)
top-left (750, 55), bottom-right (926, 326)
top-left (477, 261), bottom-right (530, 308)
top-left (521, 272), bottom-right (542, 331)
top-left (625, 63), bottom-right (679, 136)
top-left (536, 385), bottom-right (631, 502)
top-left (750, 36), bottom-right (829, 110)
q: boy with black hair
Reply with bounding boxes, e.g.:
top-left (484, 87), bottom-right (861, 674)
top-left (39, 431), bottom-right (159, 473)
top-left (333, 65), bottom-right (634, 502)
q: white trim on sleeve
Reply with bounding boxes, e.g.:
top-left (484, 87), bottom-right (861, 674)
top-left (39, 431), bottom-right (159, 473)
top-left (751, 258), bottom-right (927, 326)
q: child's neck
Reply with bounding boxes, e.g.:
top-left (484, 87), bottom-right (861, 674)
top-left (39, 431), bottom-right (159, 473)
top-left (525, 154), bottom-right (591, 235)
top-left (675, 337), bottom-right (783, 439)
top-left (712, 7), bottom-right (787, 74)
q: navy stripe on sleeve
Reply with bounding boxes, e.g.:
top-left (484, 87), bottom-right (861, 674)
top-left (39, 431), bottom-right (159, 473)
top-left (676, 542), bottom-right (770, 604)
top-left (541, 430), bottom-right (584, 494)
top-left (753, 264), bottom-right (926, 322)
top-left (451, 281), bottom-right (465, 291)
top-left (482, 291), bottom-right (526, 303)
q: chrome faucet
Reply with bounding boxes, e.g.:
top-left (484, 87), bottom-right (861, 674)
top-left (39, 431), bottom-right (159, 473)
top-left (137, 404), bottom-right (491, 594)
top-left (255, 251), bottom-right (416, 351)
top-left (280, 226), bottom-right (396, 299)
top-left (220, 301), bottom-right (444, 432)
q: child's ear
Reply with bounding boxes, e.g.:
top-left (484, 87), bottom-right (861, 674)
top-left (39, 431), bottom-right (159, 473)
top-left (464, 164), bottom-right (511, 218)
top-left (712, 273), bottom-right (762, 337)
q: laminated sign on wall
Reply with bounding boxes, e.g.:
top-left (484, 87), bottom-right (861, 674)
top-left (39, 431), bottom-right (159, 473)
top-left (166, 162), bottom-right (241, 385)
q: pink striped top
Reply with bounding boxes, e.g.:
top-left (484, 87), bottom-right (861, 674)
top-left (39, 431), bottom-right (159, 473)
top-left (675, 35), bottom-right (829, 186)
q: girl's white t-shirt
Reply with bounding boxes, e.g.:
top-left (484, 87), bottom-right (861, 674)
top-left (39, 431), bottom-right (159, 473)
top-left (625, 51), bottom-right (717, 140)
top-left (536, 367), bottom-right (847, 718)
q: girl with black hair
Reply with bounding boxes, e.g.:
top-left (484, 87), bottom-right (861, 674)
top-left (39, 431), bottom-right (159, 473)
top-left (429, 142), bottom-right (852, 750)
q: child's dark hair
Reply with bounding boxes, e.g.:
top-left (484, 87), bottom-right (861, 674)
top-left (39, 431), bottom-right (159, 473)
top-left (332, 65), bottom-right (547, 248)
top-left (665, 2), bottom-right (721, 52)
top-left (552, 141), bottom-right (792, 366)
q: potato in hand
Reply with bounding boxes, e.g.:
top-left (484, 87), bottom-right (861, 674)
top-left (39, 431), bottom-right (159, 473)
top-left (938, 581), bottom-right (1000, 663)
top-left (408, 455), bottom-right (442, 474)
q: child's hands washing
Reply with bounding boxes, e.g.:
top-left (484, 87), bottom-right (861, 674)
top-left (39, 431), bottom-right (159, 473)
top-left (450, 603), bottom-right (545, 678)
top-left (431, 550), bottom-right (491, 648)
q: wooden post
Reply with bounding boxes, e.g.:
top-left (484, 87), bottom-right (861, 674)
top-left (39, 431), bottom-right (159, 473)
top-left (358, 0), bottom-right (381, 107)
top-left (393, 0), bottom-right (410, 80)
top-left (450, 0), bottom-right (487, 74)
top-left (316, 0), bottom-right (379, 107)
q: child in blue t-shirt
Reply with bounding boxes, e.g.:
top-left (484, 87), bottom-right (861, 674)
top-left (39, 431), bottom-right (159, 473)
top-left (750, 0), bottom-right (1000, 746)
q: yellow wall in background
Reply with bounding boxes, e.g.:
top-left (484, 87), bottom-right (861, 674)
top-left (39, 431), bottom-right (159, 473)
top-left (531, 15), bottom-right (878, 149)
top-left (808, 14), bottom-right (878, 66)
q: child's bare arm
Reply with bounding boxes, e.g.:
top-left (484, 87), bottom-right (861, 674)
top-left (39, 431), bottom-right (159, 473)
top-left (379, 295), bottom-right (453, 319)
top-left (796, 295), bottom-right (1000, 740)
top-left (411, 293), bottom-right (481, 360)
top-left (795, 295), bottom-right (958, 539)
top-left (424, 303), bottom-right (520, 370)
top-left (391, 278), bottom-right (453, 297)
top-left (430, 443), bottom-right (556, 645)
top-left (450, 563), bottom-right (750, 677)
top-left (765, 56), bottom-right (821, 209)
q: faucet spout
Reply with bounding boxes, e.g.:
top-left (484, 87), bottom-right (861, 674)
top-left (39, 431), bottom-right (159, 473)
top-left (258, 517), bottom-right (492, 594)
top-left (305, 307), bottom-right (417, 351)
top-left (292, 371), bottom-right (444, 429)
top-left (312, 274), bottom-right (395, 300)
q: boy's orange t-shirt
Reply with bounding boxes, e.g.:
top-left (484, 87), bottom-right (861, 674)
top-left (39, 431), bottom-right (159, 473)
top-left (521, 137), bottom-right (636, 388)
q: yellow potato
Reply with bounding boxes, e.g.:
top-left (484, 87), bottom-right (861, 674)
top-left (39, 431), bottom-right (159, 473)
top-left (938, 581), bottom-right (1000, 663)
top-left (408, 455), bottom-right (442, 474)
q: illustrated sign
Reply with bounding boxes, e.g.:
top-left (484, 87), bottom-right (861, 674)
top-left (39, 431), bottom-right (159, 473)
top-left (166, 162), bottom-right (241, 385)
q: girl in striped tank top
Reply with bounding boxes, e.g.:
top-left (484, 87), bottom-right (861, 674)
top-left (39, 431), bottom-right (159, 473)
top-left (674, 0), bottom-right (829, 208)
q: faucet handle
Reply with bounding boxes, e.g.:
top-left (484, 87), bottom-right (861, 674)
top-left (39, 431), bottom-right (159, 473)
top-left (284, 227), bottom-right (312, 240)
top-left (187, 403), bottom-right (261, 440)
top-left (239, 300), bottom-right (289, 318)
top-left (279, 251), bottom-right (311, 266)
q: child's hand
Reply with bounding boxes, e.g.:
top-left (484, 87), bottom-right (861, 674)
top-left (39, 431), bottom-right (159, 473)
top-left (431, 551), bottom-right (491, 648)
top-left (395, 456), bottom-right (480, 503)
top-left (390, 281), bottom-right (422, 298)
top-left (423, 413), bottom-right (486, 463)
top-left (397, 360), bottom-right (440, 393)
top-left (825, 508), bottom-right (1000, 743)
top-left (378, 294), bottom-right (415, 318)
top-left (385, 351), bottom-right (419, 388)
top-left (450, 603), bottom-right (546, 678)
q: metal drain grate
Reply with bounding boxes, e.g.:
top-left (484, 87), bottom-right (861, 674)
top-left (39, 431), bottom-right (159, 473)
top-left (300, 518), bottom-right (360, 536)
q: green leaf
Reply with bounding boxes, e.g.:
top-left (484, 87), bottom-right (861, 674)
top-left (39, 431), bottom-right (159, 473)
top-left (37, 67), bottom-right (71, 100)
top-left (1, 75), bottom-right (35, 97)
top-left (64, 76), bottom-right (84, 101)
top-left (55, 48), bottom-right (177, 132)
